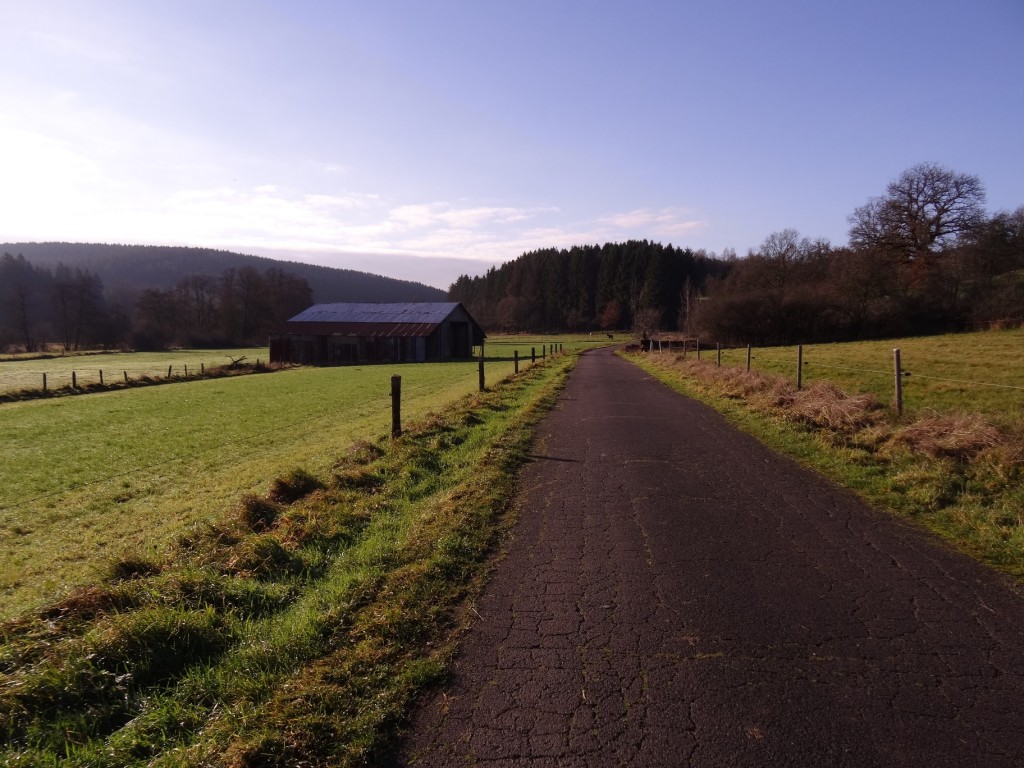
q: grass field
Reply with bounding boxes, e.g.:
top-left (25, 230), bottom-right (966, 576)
top-left (695, 327), bottom-right (1024, 428)
top-left (0, 350), bottom-right (579, 766)
top-left (0, 348), bottom-right (269, 395)
top-left (0, 337), bottom-right (603, 619)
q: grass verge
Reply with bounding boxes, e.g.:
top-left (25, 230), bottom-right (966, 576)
top-left (626, 351), bottom-right (1024, 583)
top-left (0, 351), bottom-right (577, 767)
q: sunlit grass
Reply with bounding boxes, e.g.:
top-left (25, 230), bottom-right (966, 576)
top-left (0, 347), bottom-right (269, 394)
top-left (0, 346), bottom-right (573, 618)
top-left (0, 349), bottom-right (576, 767)
top-left (699, 327), bottom-right (1024, 427)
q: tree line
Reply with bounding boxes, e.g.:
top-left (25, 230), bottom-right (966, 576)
top-left (0, 256), bottom-right (312, 352)
top-left (448, 241), bottom-right (729, 335)
top-left (700, 164), bottom-right (1024, 344)
top-left (448, 164), bottom-right (1024, 344)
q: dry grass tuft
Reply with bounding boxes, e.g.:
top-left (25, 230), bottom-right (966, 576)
top-left (346, 440), bottom-right (385, 466)
top-left (895, 412), bottom-right (1005, 460)
top-left (267, 469), bottom-right (324, 505)
top-left (237, 494), bottom-right (283, 532)
top-left (790, 382), bottom-right (884, 431)
top-left (105, 556), bottom-right (161, 583)
top-left (670, 356), bottom-right (794, 405)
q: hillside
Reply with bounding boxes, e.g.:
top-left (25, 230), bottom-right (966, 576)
top-left (0, 242), bottom-right (446, 303)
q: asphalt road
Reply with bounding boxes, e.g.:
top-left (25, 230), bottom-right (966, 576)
top-left (392, 347), bottom-right (1024, 767)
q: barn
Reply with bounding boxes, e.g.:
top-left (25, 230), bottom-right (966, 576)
top-left (269, 302), bottom-right (486, 365)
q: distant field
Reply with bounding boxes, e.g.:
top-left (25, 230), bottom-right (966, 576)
top-left (0, 339), bottom-right (615, 395)
top-left (702, 328), bottom-right (1024, 427)
top-left (0, 337), bottom-right (599, 618)
top-left (0, 347), bottom-right (269, 395)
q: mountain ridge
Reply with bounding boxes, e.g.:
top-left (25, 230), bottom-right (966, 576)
top-left (0, 242), bottom-right (448, 303)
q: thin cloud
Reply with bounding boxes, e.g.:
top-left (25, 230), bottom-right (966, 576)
top-left (601, 208), bottom-right (707, 238)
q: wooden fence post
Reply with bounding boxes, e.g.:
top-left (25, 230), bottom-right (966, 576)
top-left (696, 340), bottom-right (701, 360)
top-left (201, 362), bottom-right (205, 375)
top-left (478, 357), bottom-right (485, 391)
top-left (167, 365), bottom-right (172, 378)
top-left (391, 375), bottom-right (402, 437)
top-left (99, 370), bottom-right (104, 385)
top-left (531, 347), bottom-right (536, 363)
top-left (716, 343), bottom-right (721, 367)
top-left (746, 344), bottom-right (752, 372)
top-left (514, 349), bottom-right (519, 374)
top-left (72, 371), bottom-right (77, 388)
top-left (797, 345), bottom-right (804, 390)
top-left (42, 373), bottom-right (47, 392)
top-left (893, 348), bottom-right (903, 416)
top-left (184, 365), bottom-right (188, 377)
top-left (123, 371), bottom-right (128, 383)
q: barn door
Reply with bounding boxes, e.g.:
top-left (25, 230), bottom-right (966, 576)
top-left (450, 322), bottom-right (470, 358)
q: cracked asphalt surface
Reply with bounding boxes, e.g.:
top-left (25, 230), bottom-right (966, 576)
top-left (392, 347), bottom-right (1024, 767)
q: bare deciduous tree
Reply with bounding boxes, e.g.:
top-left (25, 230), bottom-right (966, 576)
top-left (848, 163), bottom-right (986, 264)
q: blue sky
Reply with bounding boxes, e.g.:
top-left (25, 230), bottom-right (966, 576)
top-left (1, 0), bottom-right (1021, 289)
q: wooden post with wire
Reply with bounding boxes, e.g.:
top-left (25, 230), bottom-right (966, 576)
top-left (797, 345), bottom-right (804, 390)
top-left (746, 344), bottom-right (752, 372)
top-left (716, 343), bottom-right (721, 367)
top-left (514, 349), bottom-right (519, 374)
top-left (391, 375), bottom-right (402, 437)
top-left (893, 348), bottom-right (903, 416)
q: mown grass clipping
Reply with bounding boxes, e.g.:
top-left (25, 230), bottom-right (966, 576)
top-left (0, 352), bottom-right (576, 767)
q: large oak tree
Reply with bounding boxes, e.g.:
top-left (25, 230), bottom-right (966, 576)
top-left (848, 162), bottom-right (986, 265)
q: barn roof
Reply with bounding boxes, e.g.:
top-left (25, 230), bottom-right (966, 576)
top-left (287, 302), bottom-right (462, 325)
top-left (277, 302), bottom-right (485, 340)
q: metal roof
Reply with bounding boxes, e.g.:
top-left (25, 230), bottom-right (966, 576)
top-left (279, 321), bottom-right (441, 338)
top-left (287, 302), bottom-right (462, 325)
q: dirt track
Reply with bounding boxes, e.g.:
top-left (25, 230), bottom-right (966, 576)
top-left (391, 347), bottom-right (1024, 767)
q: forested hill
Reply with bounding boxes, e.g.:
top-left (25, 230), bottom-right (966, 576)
top-left (1, 242), bottom-right (445, 303)
top-left (448, 240), bottom-right (728, 334)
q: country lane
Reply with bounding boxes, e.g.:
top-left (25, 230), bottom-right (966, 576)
top-left (391, 346), bottom-right (1024, 767)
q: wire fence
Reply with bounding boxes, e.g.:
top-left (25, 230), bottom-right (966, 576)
top-left (0, 349), bottom-right (277, 396)
top-left (649, 336), bottom-right (1024, 421)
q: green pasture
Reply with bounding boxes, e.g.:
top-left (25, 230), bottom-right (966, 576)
top-left (0, 348), bottom-right (269, 395)
top-left (0, 353), bottom-right (578, 766)
top-left (0, 343), bottom-right (580, 619)
top-left (697, 327), bottom-right (1024, 427)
